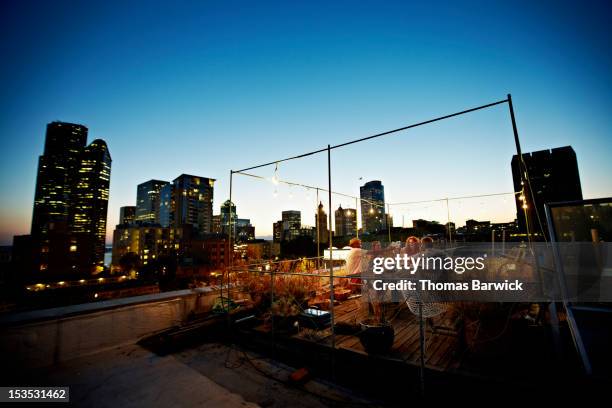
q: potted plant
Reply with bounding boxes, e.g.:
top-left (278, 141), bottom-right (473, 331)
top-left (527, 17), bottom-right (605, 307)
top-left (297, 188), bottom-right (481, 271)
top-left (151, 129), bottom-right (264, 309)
top-left (359, 286), bottom-right (395, 354)
top-left (241, 273), bottom-right (318, 332)
top-left (266, 275), bottom-right (317, 333)
top-left (268, 296), bottom-right (301, 332)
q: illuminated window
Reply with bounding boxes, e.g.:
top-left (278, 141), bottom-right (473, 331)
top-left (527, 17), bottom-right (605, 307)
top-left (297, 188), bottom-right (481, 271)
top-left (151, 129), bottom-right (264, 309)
top-left (70, 245), bottom-right (77, 252)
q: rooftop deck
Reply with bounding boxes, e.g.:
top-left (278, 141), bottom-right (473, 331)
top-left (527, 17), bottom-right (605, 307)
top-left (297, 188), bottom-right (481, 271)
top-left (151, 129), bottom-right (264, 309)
top-left (234, 295), bottom-right (583, 394)
top-left (1, 284), bottom-right (605, 404)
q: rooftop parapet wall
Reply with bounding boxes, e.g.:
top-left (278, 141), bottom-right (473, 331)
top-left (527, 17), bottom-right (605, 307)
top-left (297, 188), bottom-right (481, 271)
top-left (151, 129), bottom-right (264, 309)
top-left (0, 288), bottom-right (220, 371)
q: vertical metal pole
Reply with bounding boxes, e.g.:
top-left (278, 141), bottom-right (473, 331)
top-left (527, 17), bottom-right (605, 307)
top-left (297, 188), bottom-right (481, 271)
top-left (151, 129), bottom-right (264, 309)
top-left (387, 204), bottom-right (392, 243)
top-left (271, 266), bottom-right (275, 352)
top-left (355, 197), bottom-right (359, 239)
top-left (316, 188), bottom-right (320, 269)
top-left (446, 198), bottom-right (452, 243)
top-left (508, 94), bottom-right (523, 166)
top-left (507, 94), bottom-right (532, 241)
top-left (491, 229), bottom-right (495, 256)
top-left (510, 95), bottom-right (554, 361)
top-left (327, 145), bottom-right (336, 352)
top-left (418, 302), bottom-right (426, 396)
top-left (227, 170), bottom-right (233, 323)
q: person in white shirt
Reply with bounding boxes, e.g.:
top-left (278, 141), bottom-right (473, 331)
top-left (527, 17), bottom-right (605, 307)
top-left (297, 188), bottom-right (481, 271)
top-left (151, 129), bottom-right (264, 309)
top-left (345, 237), bottom-right (364, 276)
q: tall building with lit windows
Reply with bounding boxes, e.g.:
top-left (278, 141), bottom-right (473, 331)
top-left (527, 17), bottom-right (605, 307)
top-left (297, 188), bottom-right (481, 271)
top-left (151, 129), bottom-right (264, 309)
top-left (335, 205), bottom-right (357, 237)
top-left (360, 180), bottom-right (386, 234)
top-left (173, 174), bottom-right (215, 234)
top-left (119, 206), bottom-right (136, 225)
top-left (219, 200), bottom-right (254, 241)
top-left (136, 179), bottom-right (169, 224)
top-left (273, 220), bottom-right (283, 243)
top-left (281, 210), bottom-right (301, 241)
top-left (158, 183), bottom-right (174, 227)
top-left (28, 121), bottom-right (112, 279)
top-left (220, 200), bottom-right (237, 235)
top-left (153, 174), bottom-right (215, 233)
top-left (32, 122), bottom-right (88, 239)
top-left (70, 139), bottom-right (112, 271)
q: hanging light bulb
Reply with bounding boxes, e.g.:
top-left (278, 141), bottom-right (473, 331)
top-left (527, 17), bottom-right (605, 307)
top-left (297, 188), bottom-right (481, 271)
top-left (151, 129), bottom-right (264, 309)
top-left (288, 187), bottom-right (293, 199)
top-left (271, 162), bottom-right (279, 185)
top-left (273, 188), bottom-right (278, 198)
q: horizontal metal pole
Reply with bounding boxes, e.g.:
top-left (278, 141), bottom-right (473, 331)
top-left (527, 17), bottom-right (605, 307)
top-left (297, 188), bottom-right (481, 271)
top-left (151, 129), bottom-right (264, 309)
top-left (233, 98), bottom-right (508, 173)
top-left (390, 191), bottom-right (519, 206)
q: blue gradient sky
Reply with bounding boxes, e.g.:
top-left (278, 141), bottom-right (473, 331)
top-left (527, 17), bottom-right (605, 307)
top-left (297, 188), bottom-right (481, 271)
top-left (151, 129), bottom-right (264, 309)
top-left (1, 0), bottom-right (611, 244)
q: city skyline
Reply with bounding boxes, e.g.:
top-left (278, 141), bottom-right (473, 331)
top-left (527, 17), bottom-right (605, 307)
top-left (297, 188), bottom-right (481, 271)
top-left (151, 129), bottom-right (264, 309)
top-left (0, 114), bottom-right (601, 244)
top-left (2, 0), bottom-right (612, 244)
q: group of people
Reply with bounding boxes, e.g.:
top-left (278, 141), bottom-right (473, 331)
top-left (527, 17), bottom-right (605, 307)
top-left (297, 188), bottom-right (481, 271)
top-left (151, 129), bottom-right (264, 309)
top-left (344, 235), bottom-right (435, 276)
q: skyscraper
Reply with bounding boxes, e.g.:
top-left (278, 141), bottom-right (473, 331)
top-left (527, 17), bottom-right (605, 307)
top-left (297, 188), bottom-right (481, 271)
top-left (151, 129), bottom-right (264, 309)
top-left (282, 210), bottom-right (301, 241)
top-left (511, 146), bottom-right (582, 238)
top-left (30, 121), bottom-right (111, 278)
top-left (119, 206), bottom-right (136, 225)
top-left (70, 139), bottom-right (112, 270)
top-left (136, 179), bottom-right (169, 224)
top-left (158, 183), bottom-right (174, 227)
top-left (315, 202), bottom-right (329, 244)
top-left (173, 174), bottom-right (215, 234)
top-left (335, 205), bottom-right (357, 237)
top-left (220, 200), bottom-right (237, 236)
top-left (32, 122), bottom-right (88, 239)
top-left (273, 220), bottom-right (283, 243)
top-left (360, 180), bottom-right (386, 234)
top-left (219, 200), bottom-right (254, 241)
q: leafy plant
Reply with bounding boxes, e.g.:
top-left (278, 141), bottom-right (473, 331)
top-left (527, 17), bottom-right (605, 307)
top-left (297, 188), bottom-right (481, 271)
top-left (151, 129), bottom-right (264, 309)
top-left (240, 273), bottom-right (318, 317)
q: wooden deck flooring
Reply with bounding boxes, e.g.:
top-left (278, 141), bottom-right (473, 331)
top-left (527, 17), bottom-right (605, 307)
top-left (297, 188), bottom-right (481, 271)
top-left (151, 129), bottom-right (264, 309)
top-left (249, 297), bottom-right (464, 372)
top-left (324, 298), bottom-right (463, 371)
top-left (231, 296), bottom-right (578, 395)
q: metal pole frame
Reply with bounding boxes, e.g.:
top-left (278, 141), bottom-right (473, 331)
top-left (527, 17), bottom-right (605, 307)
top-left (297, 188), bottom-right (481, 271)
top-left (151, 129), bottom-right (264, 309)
top-left (327, 146), bottom-right (336, 353)
top-left (227, 170), bottom-right (233, 323)
top-left (316, 188), bottom-right (320, 269)
top-left (228, 95), bottom-right (537, 391)
top-left (387, 203), bottom-right (392, 243)
top-left (446, 198), bottom-right (452, 243)
top-left (355, 197), bottom-right (359, 239)
top-left (418, 301), bottom-right (426, 396)
top-left (507, 94), bottom-right (531, 240)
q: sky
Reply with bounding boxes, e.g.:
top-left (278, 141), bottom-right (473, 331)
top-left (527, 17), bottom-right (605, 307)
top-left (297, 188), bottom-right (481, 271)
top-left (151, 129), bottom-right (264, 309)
top-left (1, 0), bottom-right (611, 244)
